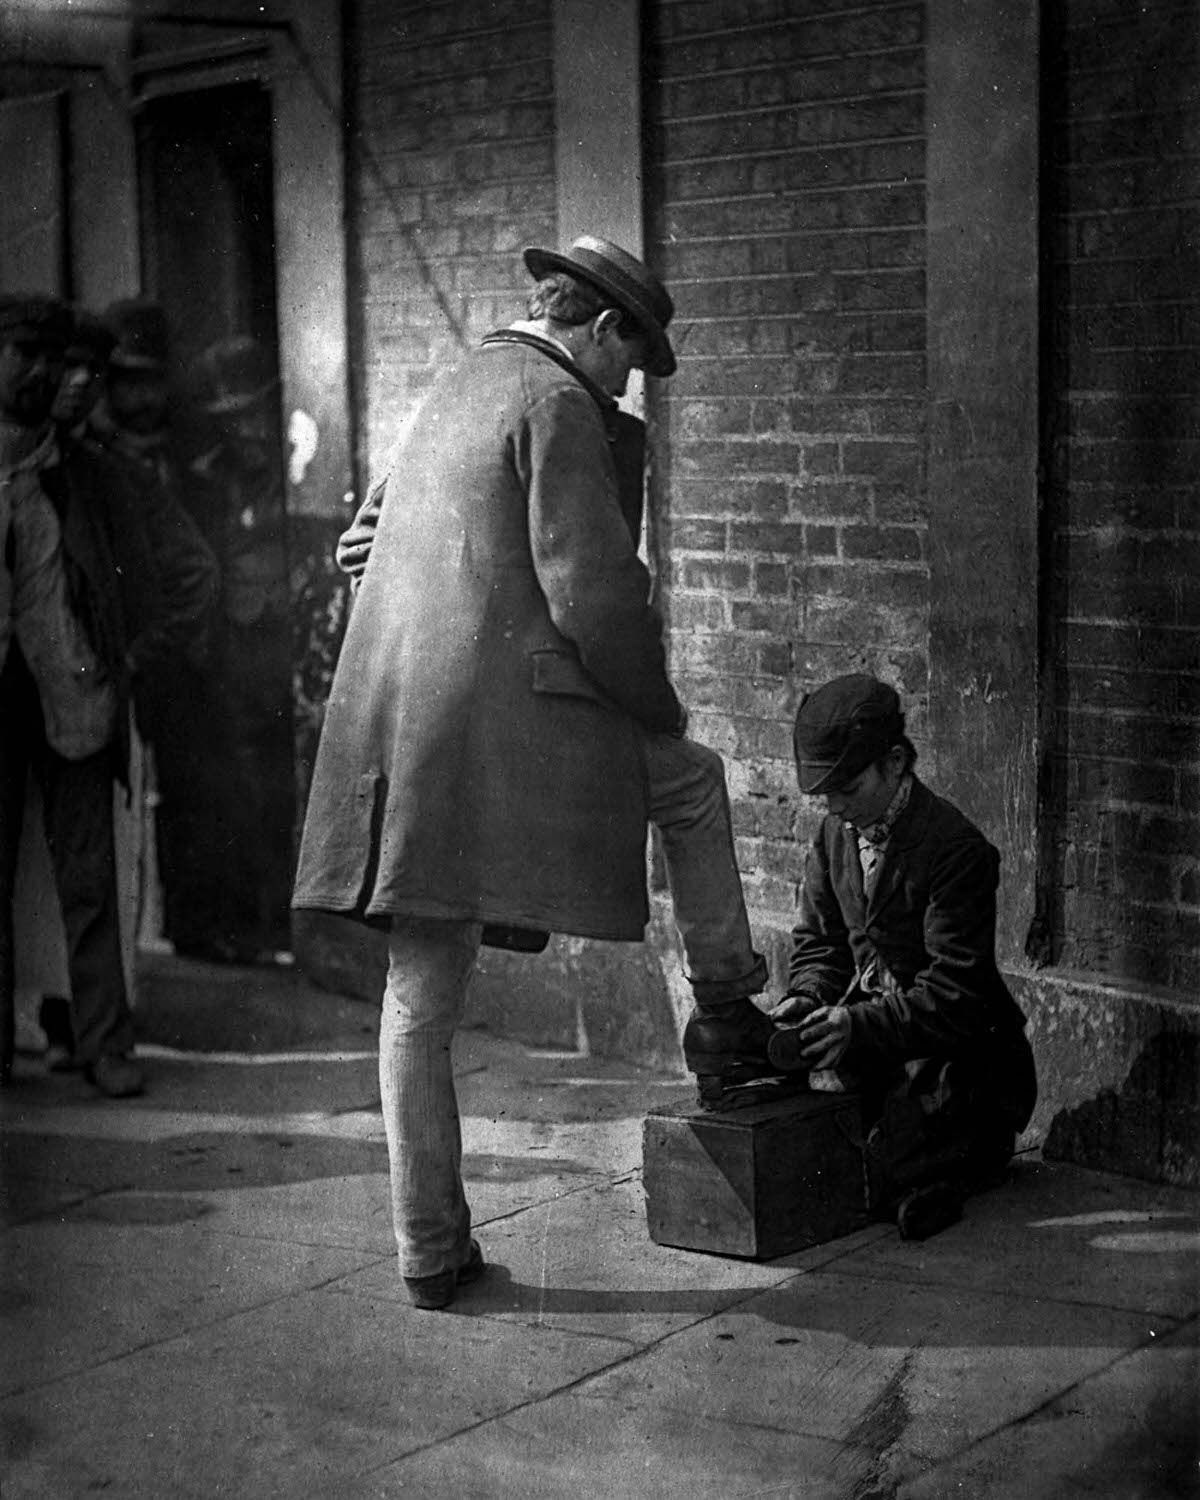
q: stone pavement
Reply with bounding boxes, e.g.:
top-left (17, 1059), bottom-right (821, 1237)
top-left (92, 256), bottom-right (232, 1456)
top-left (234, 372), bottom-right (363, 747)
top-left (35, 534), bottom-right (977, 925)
top-left (2, 953), bottom-right (1197, 1499)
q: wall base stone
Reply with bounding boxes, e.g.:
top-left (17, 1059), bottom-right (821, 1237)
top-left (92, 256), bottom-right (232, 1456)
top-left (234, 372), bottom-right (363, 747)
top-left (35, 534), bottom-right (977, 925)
top-left (292, 896), bottom-right (692, 1078)
top-left (292, 910), bottom-right (386, 1006)
top-left (295, 915), bottom-right (1199, 1189)
top-left (1011, 967), bottom-right (1200, 1189)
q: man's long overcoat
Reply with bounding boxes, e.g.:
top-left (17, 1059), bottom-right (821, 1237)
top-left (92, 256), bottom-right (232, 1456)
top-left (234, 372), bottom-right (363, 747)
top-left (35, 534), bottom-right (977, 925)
top-left (293, 337), bottom-right (683, 941)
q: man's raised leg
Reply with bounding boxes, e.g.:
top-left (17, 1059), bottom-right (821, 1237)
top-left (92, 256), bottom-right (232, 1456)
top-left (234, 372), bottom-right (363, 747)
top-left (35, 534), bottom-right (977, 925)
top-left (641, 732), bottom-right (782, 1106)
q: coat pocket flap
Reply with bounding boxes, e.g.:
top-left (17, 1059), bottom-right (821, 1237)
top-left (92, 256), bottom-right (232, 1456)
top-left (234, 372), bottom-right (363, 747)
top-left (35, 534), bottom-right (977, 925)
top-left (530, 649), bottom-right (614, 708)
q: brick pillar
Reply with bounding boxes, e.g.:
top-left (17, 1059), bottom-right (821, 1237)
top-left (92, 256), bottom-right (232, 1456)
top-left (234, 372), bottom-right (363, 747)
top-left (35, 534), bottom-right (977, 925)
top-left (552, 0), bottom-right (646, 419)
top-left (926, 0), bottom-right (1041, 965)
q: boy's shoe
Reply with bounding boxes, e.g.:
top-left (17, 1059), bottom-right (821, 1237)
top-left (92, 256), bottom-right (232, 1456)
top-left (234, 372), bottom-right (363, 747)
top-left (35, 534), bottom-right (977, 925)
top-left (85, 1054), bottom-right (145, 1099)
top-left (403, 1239), bottom-right (486, 1311)
top-left (896, 1180), bottom-right (964, 1241)
top-left (683, 999), bottom-right (788, 1108)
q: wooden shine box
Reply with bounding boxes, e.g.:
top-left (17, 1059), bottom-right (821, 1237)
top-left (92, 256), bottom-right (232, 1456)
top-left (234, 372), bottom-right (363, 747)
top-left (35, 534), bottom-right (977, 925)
top-left (643, 1091), bottom-right (869, 1260)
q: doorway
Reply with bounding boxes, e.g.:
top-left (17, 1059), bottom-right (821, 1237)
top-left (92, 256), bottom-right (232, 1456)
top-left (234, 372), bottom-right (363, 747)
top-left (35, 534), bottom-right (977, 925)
top-left (136, 80), bottom-right (279, 460)
top-left (135, 79), bottom-right (296, 963)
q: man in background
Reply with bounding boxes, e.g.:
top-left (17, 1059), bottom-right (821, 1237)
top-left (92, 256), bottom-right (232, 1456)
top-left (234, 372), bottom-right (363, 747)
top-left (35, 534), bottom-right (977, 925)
top-left (91, 299), bottom-right (222, 963)
top-left (184, 335), bottom-right (294, 963)
top-left (0, 294), bottom-right (140, 1095)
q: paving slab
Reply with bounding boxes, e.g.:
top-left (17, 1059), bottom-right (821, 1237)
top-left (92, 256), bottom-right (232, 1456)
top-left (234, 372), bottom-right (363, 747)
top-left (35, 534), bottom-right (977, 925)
top-left (143, 1092), bottom-right (685, 1259)
top-left (134, 950), bottom-right (381, 1057)
top-left (5, 955), bottom-right (1197, 1500)
top-left (579, 1267), bottom-right (1167, 1466)
top-left (896, 1317), bottom-right (1200, 1499)
top-left (357, 1390), bottom-right (857, 1500)
top-left (2, 1052), bottom-right (381, 1129)
top-left (4, 1093), bottom-right (393, 1252)
top-left (107, 1174), bottom-right (399, 1254)
top-left (34, 1109), bottom-right (638, 1261)
top-left (464, 1109), bottom-right (647, 1185)
top-left (454, 1028), bottom-right (695, 1125)
top-left (0, 1285), bottom-right (634, 1500)
top-left (0, 1217), bottom-right (380, 1395)
top-left (1, 1106), bottom-right (393, 1258)
top-left (0, 1169), bottom-right (100, 1228)
top-left (329, 1175), bottom-right (888, 1346)
top-left (833, 1159), bottom-right (1200, 1320)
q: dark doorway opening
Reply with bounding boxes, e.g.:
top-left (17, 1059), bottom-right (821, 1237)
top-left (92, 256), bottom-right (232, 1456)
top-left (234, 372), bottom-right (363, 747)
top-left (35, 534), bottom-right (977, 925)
top-left (135, 79), bottom-right (296, 964)
top-left (136, 80), bottom-right (280, 458)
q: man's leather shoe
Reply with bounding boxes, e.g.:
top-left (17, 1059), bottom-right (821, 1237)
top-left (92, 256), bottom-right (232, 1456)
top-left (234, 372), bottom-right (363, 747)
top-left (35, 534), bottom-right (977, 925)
top-left (683, 998), bottom-right (785, 1106)
top-left (403, 1238), bottom-right (485, 1311)
top-left (86, 1055), bottom-right (145, 1099)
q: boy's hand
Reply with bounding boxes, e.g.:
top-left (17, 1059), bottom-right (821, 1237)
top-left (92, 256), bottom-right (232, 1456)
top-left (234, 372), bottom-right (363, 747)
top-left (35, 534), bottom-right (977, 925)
top-left (768, 992), bottom-right (822, 1023)
top-left (789, 1005), bottom-right (852, 1069)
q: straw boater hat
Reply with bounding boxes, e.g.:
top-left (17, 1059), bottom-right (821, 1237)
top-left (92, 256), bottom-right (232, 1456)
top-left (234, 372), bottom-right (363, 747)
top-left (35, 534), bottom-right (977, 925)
top-left (523, 235), bottom-right (677, 378)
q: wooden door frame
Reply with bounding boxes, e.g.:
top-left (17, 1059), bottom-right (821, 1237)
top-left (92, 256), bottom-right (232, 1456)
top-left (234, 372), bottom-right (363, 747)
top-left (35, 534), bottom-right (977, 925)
top-left (126, 3), bottom-right (352, 522)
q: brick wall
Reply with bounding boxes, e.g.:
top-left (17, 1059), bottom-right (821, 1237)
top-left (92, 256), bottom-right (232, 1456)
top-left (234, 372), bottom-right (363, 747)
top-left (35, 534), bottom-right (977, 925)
top-left (1044, 0), bottom-right (1200, 995)
top-left (643, 0), bottom-right (928, 959)
top-left (350, 0), bottom-right (556, 479)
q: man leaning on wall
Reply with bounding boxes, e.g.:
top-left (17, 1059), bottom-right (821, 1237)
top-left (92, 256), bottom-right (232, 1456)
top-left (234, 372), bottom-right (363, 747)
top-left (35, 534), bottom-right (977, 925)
top-left (294, 236), bottom-right (800, 1309)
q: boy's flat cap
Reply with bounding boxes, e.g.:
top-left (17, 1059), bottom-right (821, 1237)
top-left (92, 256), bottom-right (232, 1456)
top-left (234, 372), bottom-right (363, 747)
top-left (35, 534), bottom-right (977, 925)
top-left (793, 674), bottom-right (905, 794)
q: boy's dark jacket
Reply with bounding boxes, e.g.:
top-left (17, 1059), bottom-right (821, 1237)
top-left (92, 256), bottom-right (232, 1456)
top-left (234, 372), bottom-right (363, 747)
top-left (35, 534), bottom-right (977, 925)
top-left (788, 775), bottom-right (1036, 1132)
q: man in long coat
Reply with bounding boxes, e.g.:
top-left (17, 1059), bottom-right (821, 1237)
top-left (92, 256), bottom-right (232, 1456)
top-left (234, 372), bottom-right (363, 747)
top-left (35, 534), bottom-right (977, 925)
top-left (294, 237), bottom-right (785, 1308)
top-left (767, 675), bottom-right (1038, 1238)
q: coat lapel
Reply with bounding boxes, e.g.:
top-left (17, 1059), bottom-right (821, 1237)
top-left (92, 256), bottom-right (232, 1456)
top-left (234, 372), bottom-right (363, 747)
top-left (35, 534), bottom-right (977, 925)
top-left (865, 778), bottom-right (934, 925)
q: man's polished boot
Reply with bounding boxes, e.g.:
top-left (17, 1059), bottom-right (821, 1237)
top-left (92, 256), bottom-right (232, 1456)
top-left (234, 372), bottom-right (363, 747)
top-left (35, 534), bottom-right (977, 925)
top-left (682, 996), bottom-right (788, 1108)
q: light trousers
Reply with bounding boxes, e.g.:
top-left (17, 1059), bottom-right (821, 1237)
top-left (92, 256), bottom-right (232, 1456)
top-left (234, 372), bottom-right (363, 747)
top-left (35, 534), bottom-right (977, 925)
top-left (379, 731), bottom-right (759, 1275)
top-left (380, 914), bottom-right (479, 1278)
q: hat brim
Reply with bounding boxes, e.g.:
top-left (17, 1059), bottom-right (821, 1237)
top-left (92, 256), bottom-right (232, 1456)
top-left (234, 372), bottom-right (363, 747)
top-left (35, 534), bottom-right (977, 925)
top-left (524, 246), bottom-right (676, 377)
top-left (796, 742), bottom-right (879, 796)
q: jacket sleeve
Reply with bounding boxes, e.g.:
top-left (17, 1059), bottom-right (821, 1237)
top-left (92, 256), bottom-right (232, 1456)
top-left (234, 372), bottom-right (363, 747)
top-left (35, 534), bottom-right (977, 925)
top-left (132, 477), bottom-right (219, 672)
top-left (519, 387), bottom-right (684, 735)
top-left (787, 828), bottom-right (857, 1004)
top-left (338, 387), bottom-right (440, 580)
top-left (847, 834), bottom-right (1006, 1063)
